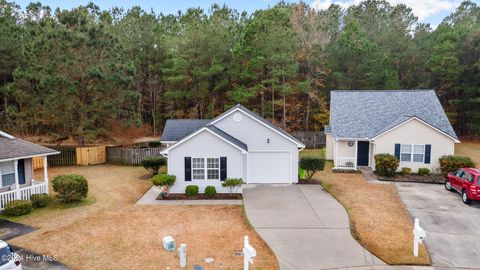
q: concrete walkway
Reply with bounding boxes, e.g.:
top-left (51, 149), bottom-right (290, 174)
top-left (136, 186), bottom-right (242, 205)
top-left (243, 184), bottom-right (386, 270)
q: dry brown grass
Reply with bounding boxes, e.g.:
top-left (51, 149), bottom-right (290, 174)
top-left (316, 162), bottom-right (430, 265)
top-left (8, 165), bottom-right (278, 270)
top-left (456, 141), bottom-right (480, 165)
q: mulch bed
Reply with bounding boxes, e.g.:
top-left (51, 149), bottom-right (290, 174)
top-left (378, 173), bottom-right (445, 184)
top-left (157, 193), bottom-right (242, 200)
top-left (298, 179), bottom-right (321, 185)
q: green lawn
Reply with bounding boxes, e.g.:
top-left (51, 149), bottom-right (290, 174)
top-left (300, 148), bottom-right (324, 158)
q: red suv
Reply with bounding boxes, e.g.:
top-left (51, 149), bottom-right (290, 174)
top-left (445, 168), bottom-right (480, 204)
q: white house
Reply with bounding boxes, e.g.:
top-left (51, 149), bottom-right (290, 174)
top-left (160, 104), bottom-right (305, 193)
top-left (0, 130), bottom-right (59, 209)
top-left (325, 90), bottom-right (460, 172)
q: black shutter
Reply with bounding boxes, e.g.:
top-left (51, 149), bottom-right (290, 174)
top-left (394, 144), bottom-right (401, 159)
top-left (184, 157), bottom-right (192, 181)
top-left (425, 145), bottom-right (431, 164)
top-left (220, 157), bottom-right (227, 181)
top-left (17, 159), bottom-right (25, 185)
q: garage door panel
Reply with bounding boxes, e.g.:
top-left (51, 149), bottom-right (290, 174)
top-left (248, 152), bottom-right (290, 183)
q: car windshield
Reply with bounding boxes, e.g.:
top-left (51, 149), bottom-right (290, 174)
top-left (0, 246), bottom-right (14, 266)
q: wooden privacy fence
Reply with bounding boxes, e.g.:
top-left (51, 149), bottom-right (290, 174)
top-left (32, 156), bottom-right (44, 169)
top-left (291, 131), bottom-right (326, 149)
top-left (107, 147), bottom-right (164, 165)
top-left (40, 146), bottom-right (77, 167)
top-left (76, 146), bottom-right (106, 165)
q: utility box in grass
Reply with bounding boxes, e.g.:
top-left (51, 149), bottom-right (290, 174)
top-left (163, 235), bottom-right (176, 252)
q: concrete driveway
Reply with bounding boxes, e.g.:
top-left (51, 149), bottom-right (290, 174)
top-left (243, 184), bottom-right (385, 270)
top-left (396, 182), bottom-right (480, 269)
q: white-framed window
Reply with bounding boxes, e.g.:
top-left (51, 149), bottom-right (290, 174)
top-left (207, 158), bottom-right (220, 180)
top-left (192, 157), bottom-right (220, 180)
top-left (400, 144), bottom-right (425, 163)
top-left (0, 161), bottom-right (15, 187)
top-left (192, 158), bottom-right (205, 180)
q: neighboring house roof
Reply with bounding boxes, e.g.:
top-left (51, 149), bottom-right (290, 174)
top-left (209, 104), bottom-right (305, 147)
top-left (161, 119), bottom-right (211, 142)
top-left (0, 133), bottom-right (59, 162)
top-left (206, 125), bottom-right (248, 151)
top-left (329, 90), bottom-right (458, 140)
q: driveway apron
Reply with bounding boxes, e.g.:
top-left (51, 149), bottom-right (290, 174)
top-left (243, 184), bottom-right (385, 270)
top-left (396, 182), bottom-right (480, 269)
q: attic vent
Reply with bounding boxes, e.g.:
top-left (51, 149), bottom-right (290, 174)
top-left (233, 112), bottom-right (242, 122)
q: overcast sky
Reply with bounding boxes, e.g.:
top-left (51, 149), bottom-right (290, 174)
top-left (14, 0), bottom-right (479, 27)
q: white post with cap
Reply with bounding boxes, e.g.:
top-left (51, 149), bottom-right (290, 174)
top-left (243, 235), bottom-right (256, 270)
top-left (43, 156), bottom-right (49, 194)
top-left (413, 218), bottom-right (426, 257)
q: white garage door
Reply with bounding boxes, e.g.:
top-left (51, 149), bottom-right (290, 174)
top-left (248, 152), bottom-right (291, 183)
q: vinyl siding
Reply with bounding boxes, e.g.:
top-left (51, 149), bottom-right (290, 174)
top-left (325, 133), bottom-right (334, 160)
top-left (214, 110), bottom-right (298, 151)
top-left (0, 158), bottom-right (34, 192)
top-left (214, 110), bottom-right (299, 183)
top-left (373, 118), bottom-right (456, 172)
top-left (167, 130), bottom-right (244, 193)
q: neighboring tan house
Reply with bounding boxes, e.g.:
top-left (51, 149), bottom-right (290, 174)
top-left (325, 90), bottom-right (460, 172)
top-left (160, 104), bottom-right (305, 193)
top-left (0, 131), bottom-right (59, 209)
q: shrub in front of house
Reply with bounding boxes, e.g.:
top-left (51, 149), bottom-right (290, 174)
top-left (30, 193), bottom-right (52, 208)
top-left (151, 174), bottom-right (176, 199)
top-left (401, 167), bottom-right (412, 175)
top-left (4, 200), bottom-right (33, 216)
top-left (142, 156), bottom-right (166, 175)
top-left (374, 154), bottom-right (399, 177)
top-left (222, 178), bottom-right (243, 195)
top-left (418, 168), bottom-right (430, 176)
top-left (52, 174), bottom-right (89, 203)
top-left (299, 157), bottom-right (326, 180)
top-left (439, 155), bottom-right (475, 176)
top-left (205, 186), bottom-right (217, 198)
top-left (185, 185), bottom-right (199, 197)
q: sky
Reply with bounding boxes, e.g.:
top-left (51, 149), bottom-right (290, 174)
top-left (13, 0), bottom-right (480, 27)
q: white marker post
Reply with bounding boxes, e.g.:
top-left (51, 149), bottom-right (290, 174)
top-left (178, 243), bottom-right (187, 268)
top-left (413, 218), bottom-right (426, 257)
top-left (243, 236), bottom-right (256, 270)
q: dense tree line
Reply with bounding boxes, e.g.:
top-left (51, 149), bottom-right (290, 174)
top-left (0, 0), bottom-right (479, 142)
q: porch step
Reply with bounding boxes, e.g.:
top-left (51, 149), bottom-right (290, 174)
top-left (358, 167), bottom-right (392, 185)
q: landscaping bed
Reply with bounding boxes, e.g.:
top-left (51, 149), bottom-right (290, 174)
top-left (378, 173), bottom-right (445, 184)
top-left (158, 193), bottom-right (242, 200)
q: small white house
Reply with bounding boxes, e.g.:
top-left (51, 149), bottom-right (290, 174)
top-left (325, 90), bottom-right (460, 172)
top-left (0, 130), bottom-right (59, 209)
top-left (160, 104), bottom-right (305, 193)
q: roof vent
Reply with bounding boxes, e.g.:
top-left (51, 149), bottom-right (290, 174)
top-left (233, 112), bottom-right (242, 122)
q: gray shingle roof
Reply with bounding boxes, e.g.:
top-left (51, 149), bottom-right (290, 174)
top-left (0, 136), bottom-right (59, 161)
top-left (161, 119), bottom-right (211, 141)
top-left (206, 126), bottom-right (248, 151)
top-left (329, 90), bottom-right (458, 140)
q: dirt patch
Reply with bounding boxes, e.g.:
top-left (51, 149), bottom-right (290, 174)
top-left (315, 162), bottom-right (431, 265)
top-left (297, 179), bottom-right (321, 185)
top-left (161, 194), bottom-right (243, 200)
top-left (7, 165), bottom-right (277, 270)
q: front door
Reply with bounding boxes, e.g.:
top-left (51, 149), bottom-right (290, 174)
top-left (357, 141), bottom-right (369, 166)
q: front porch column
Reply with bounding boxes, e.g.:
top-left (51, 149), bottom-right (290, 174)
top-left (333, 139), bottom-right (338, 169)
top-left (13, 160), bottom-right (20, 199)
top-left (354, 140), bottom-right (358, 170)
top-left (43, 156), bottom-right (49, 194)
